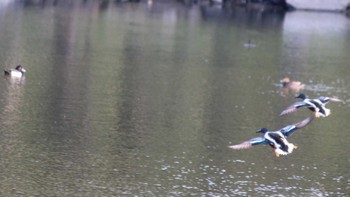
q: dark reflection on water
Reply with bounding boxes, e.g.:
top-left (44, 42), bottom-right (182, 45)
top-left (0, 1), bottom-right (349, 196)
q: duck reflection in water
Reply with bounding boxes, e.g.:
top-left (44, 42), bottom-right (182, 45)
top-left (3, 72), bottom-right (26, 122)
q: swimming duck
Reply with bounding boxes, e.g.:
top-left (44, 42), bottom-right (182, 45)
top-left (243, 40), bottom-right (256, 49)
top-left (280, 77), bottom-right (305, 95)
top-left (280, 93), bottom-right (344, 118)
top-left (228, 117), bottom-right (313, 157)
top-left (4, 65), bottom-right (26, 77)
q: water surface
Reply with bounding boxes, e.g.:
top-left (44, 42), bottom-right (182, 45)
top-left (0, 1), bottom-right (349, 196)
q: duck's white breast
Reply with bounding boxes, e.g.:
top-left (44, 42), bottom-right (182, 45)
top-left (9, 71), bottom-right (23, 78)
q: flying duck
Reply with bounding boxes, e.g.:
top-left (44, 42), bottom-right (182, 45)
top-left (280, 93), bottom-right (344, 118)
top-left (228, 117), bottom-right (313, 157)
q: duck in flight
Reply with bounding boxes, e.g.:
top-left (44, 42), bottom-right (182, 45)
top-left (228, 117), bottom-right (313, 157)
top-left (280, 93), bottom-right (344, 118)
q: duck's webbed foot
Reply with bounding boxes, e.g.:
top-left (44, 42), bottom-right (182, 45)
top-left (275, 150), bottom-right (280, 157)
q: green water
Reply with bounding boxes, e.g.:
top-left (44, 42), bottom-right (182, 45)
top-left (0, 1), bottom-right (349, 196)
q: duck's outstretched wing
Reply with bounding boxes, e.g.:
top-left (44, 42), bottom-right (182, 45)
top-left (329, 98), bottom-right (345, 103)
top-left (228, 137), bottom-right (267, 150)
top-left (279, 102), bottom-right (310, 116)
top-left (280, 116), bottom-right (314, 137)
top-left (317, 96), bottom-right (345, 104)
